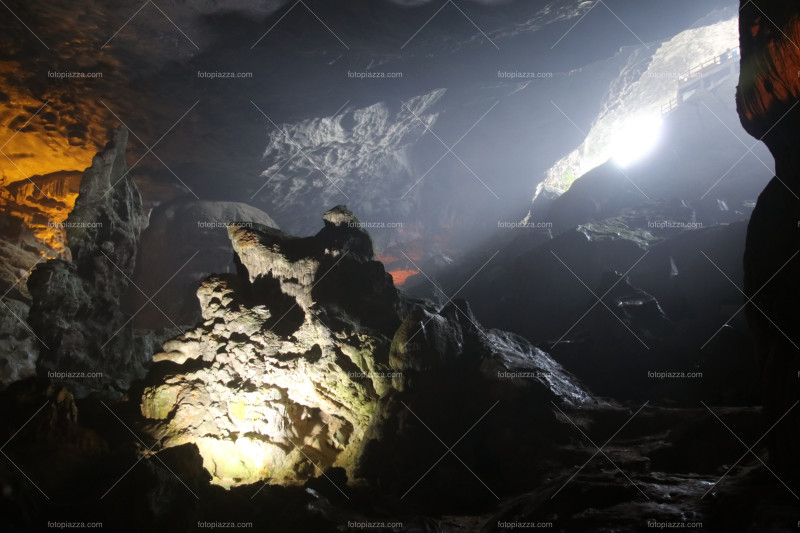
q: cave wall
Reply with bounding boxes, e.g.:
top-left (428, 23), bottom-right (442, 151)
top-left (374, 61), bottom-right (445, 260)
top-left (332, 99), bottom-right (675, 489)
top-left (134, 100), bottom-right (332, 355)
top-left (737, 0), bottom-right (800, 474)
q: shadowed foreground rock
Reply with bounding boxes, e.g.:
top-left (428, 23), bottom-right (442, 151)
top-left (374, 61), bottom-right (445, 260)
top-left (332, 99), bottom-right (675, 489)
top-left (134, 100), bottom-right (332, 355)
top-left (26, 128), bottom-right (151, 398)
top-left (737, 0), bottom-right (800, 477)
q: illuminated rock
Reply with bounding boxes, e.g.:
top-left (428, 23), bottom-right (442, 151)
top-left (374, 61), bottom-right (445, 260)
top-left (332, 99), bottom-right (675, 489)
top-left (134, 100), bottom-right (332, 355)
top-left (546, 15), bottom-right (740, 187)
top-left (142, 206), bottom-right (594, 494)
top-left (0, 170), bottom-right (82, 260)
top-left (142, 207), bottom-right (397, 487)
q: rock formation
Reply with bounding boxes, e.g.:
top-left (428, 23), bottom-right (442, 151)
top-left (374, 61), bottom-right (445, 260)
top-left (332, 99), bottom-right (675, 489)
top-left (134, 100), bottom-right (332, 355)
top-left (26, 127), bottom-right (151, 398)
top-left (0, 170), bottom-right (83, 389)
top-left (737, 0), bottom-right (800, 476)
top-left (141, 206), bottom-right (592, 502)
top-left (132, 198), bottom-right (280, 329)
top-left (0, 170), bottom-right (83, 259)
top-left (0, 297), bottom-right (38, 388)
top-left (409, 203), bottom-right (757, 404)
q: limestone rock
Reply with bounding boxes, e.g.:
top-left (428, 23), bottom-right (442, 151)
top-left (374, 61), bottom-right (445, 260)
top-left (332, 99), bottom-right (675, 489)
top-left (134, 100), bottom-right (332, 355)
top-left (737, 0), bottom-right (800, 476)
top-left (142, 206), bottom-right (399, 487)
top-left (132, 198), bottom-right (280, 329)
top-left (141, 207), bottom-right (593, 493)
top-left (409, 207), bottom-right (756, 404)
top-left (27, 127), bottom-right (150, 398)
top-left (0, 299), bottom-right (38, 388)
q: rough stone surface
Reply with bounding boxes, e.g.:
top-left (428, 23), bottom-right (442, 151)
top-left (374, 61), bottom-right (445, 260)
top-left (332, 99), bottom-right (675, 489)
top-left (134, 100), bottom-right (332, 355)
top-left (737, 0), bottom-right (800, 477)
top-left (141, 206), bottom-right (593, 493)
top-left (132, 198), bottom-right (280, 329)
top-left (409, 202), bottom-right (757, 404)
top-left (26, 127), bottom-right (150, 398)
top-left (0, 298), bottom-right (38, 388)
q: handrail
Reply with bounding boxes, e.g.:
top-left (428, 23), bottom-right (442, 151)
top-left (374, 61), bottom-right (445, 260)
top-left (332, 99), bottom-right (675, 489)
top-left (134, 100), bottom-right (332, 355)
top-left (662, 47), bottom-right (739, 115)
top-left (661, 98), bottom-right (679, 115)
top-left (678, 47), bottom-right (739, 85)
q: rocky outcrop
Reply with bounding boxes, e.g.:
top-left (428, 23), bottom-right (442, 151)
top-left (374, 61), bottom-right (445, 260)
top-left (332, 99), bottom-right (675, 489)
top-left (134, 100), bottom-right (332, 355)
top-left (0, 170), bottom-right (83, 260)
top-left (0, 298), bottom-right (38, 388)
top-left (26, 127), bottom-right (150, 398)
top-left (0, 237), bottom-right (39, 389)
top-left (141, 206), bottom-right (593, 499)
top-left (140, 206), bottom-right (404, 488)
top-left (0, 169), bottom-right (85, 390)
top-left (737, 0), bottom-right (800, 476)
top-left (132, 198), bottom-right (280, 329)
top-left (409, 201), bottom-right (757, 404)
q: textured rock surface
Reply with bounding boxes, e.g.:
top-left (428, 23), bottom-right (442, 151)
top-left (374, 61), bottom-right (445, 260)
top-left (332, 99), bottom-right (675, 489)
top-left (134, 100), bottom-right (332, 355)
top-left (141, 206), bottom-right (402, 487)
top-left (0, 236), bottom-right (40, 389)
top-left (132, 198), bottom-right (279, 329)
top-left (0, 169), bottom-right (84, 390)
top-left (141, 206), bottom-right (593, 493)
top-left (0, 170), bottom-right (83, 260)
top-left (26, 127), bottom-right (150, 397)
top-left (409, 203), bottom-right (756, 404)
top-left (737, 0), bottom-right (800, 477)
top-left (2, 377), bottom-right (795, 531)
top-left (0, 298), bottom-right (38, 388)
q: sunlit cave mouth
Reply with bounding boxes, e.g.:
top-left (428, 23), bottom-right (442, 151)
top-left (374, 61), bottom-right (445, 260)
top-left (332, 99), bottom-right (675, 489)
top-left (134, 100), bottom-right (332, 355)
top-left (611, 115), bottom-right (663, 168)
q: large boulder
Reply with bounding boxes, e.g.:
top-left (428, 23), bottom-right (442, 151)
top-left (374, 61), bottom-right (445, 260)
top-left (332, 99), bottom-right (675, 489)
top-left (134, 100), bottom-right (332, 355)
top-left (140, 206), bottom-right (404, 488)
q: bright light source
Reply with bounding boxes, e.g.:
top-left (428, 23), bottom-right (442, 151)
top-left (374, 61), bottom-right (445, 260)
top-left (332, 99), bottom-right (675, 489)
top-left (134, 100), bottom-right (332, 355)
top-left (611, 115), bottom-right (664, 167)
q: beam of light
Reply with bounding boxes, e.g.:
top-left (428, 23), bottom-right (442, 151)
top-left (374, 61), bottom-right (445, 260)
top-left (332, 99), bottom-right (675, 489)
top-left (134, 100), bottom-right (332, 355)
top-left (611, 115), bottom-right (664, 168)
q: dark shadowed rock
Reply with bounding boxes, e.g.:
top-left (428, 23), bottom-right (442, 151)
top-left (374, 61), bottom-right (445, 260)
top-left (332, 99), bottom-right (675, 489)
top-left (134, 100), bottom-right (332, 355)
top-left (737, 0), bottom-right (800, 477)
top-left (27, 127), bottom-right (150, 398)
top-left (409, 204), bottom-right (757, 404)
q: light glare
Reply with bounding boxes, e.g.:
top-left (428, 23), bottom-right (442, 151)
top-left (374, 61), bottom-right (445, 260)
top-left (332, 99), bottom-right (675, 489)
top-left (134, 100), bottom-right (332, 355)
top-left (611, 115), bottom-right (664, 167)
